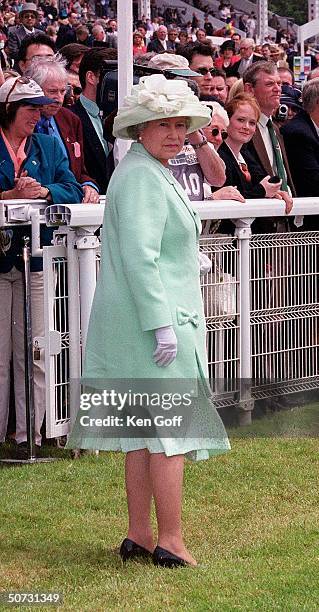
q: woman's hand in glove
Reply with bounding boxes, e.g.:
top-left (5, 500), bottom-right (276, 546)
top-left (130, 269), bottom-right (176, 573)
top-left (198, 251), bottom-right (212, 276)
top-left (153, 325), bottom-right (177, 367)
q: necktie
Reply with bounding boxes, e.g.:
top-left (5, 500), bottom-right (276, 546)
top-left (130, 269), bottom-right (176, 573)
top-left (267, 118), bottom-right (288, 192)
top-left (36, 117), bottom-right (54, 136)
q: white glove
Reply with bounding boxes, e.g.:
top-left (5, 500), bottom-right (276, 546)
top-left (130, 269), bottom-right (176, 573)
top-left (198, 251), bottom-right (212, 276)
top-left (153, 326), bottom-right (177, 367)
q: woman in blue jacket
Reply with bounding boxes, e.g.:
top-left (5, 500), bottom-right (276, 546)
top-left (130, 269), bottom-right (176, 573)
top-left (0, 76), bottom-right (83, 458)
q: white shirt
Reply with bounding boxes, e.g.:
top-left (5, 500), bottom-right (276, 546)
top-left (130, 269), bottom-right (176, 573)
top-left (311, 117), bottom-right (319, 137)
top-left (22, 25), bottom-right (35, 34)
top-left (258, 112), bottom-right (275, 171)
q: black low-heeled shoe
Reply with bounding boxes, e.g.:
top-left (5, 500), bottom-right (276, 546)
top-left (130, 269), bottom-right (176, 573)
top-left (119, 538), bottom-right (152, 562)
top-left (152, 546), bottom-right (188, 568)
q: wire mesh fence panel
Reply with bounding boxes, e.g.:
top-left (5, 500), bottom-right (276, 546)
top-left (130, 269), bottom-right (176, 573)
top-left (250, 231), bottom-right (319, 399)
top-left (43, 228), bottom-right (319, 435)
top-left (200, 234), bottom-right (240, 408)
top-left (44, 240), bottom-right (102, 438)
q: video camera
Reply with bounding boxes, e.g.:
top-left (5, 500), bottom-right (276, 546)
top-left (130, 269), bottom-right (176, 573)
top-left (97, 61), bottom-right (189, 118)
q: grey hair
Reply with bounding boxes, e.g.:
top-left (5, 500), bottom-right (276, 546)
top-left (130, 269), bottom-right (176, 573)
top-left (126, 123), bottom-right (148, 140)
top-left (127, 117), bottom-right (192, 140)
top-left (24, 54), bottom-right (67, 87)
top-left (92, 24), bottom-right (105, 35)
top-left (302, 77), bottom-right (319, 114)
top-left (241, 37), bottom-right (255, 50)
top-left (243, 60), bottom-right (278, 86)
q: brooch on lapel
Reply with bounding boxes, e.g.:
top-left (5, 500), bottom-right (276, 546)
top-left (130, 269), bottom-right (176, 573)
top-left (73, 142), bottom-right (81, 158)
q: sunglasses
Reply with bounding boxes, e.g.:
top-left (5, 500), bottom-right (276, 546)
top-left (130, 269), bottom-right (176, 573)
top-left (22, 12), bottom-right (36, 17)
top-left (4, 76), bottom-right (31, 106)
top-left (25, 54), bottom-right (55, 63)
top-left (196, 67), bottom-right (219, 76)
top-left (211, 127), bottom-right (228, 140)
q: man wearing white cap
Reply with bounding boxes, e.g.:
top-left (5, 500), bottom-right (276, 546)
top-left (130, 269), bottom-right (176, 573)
top-left (8, 3), bottom-right (43, 62)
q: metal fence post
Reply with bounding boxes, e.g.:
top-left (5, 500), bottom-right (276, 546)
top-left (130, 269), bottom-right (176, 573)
top-left (235, 219), bottom-right (254, 425)
top-left (66, 229), bottom-right (82, 427)
top-left (76, 231), bottom-right (100, 354)
top-left (22, 236), bottom-right (36, 460)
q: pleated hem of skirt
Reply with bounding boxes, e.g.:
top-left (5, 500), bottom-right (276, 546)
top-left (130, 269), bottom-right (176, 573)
top-left (66, 436), bottom-right (231, 461)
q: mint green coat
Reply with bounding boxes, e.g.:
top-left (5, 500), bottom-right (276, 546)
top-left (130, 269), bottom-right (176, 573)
top-left (68, 143), bottom-right (230, 459)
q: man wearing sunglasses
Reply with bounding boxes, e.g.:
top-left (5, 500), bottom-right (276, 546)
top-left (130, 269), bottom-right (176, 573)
top-left (7, 3), bottom-right (43, 63)
top-left (179, 43), bottom-right (216, 98)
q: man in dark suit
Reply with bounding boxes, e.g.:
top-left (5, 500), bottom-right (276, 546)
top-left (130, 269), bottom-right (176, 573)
top-left (25, 56), bottom-right (100, 202)
top-left (281, 78), bottom-right (319, 229)
top-left (92, 24), bottom-right (108, 47)
top-left (0, 41), bottom-right (14, 70)
top-left (147, 25), bottom-right (175, 53)
top-left (70, 48), bottom-right (114, 194)
top-left (56, 12), bottom-right (78, 49)
top-left (166, 26), bottom-right (178, 52)
top-left (232, 38), bottom-right (263, 78)
top-left (7, 3), bottom-right (43, 63)
top-left (243, 60), bottom-right (295, 233)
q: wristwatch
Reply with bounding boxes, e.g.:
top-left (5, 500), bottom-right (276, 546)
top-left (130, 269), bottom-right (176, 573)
top-left (192, 136), bottom-right (208, 150)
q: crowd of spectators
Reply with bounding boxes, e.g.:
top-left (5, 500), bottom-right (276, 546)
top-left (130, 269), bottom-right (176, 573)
top-left (1, 0), bottom-right (319, 455)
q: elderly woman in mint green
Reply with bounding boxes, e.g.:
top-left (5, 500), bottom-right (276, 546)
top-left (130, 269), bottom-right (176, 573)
top-left (68, 75), bottom-right (230, 567)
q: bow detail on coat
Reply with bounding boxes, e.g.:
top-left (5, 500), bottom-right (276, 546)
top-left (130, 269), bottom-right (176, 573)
top-left (176, 306), bottom-right (200, 327)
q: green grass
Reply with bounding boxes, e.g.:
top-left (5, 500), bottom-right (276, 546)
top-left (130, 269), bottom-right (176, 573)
top-left (0, 406), bottom-right (318, 611)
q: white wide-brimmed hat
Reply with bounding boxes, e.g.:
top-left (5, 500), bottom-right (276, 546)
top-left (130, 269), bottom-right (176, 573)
top-left (113, 74), bottom-right (211, 139)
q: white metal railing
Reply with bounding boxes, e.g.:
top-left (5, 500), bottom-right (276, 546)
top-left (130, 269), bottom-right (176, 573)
top-left (42, 197), bottom-right (319, 433)
top-left (1, 198), bottom-right (319, 436)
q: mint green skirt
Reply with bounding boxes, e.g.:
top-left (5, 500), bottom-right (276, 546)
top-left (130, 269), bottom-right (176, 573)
top-left (66, 377), bottom-right (231, 462)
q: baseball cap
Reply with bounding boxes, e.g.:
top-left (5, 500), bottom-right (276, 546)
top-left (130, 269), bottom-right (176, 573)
top-left (147, 53), bottom-right (201, 77)
top-left (280, 84), bottom-right (302, 110)
top-left (0, 76), bottom-right (55, 106)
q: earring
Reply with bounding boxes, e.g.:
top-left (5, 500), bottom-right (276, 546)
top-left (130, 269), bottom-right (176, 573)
top-left (138, 136), bottom-right (142, 142)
